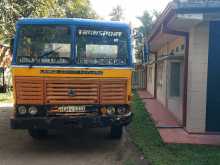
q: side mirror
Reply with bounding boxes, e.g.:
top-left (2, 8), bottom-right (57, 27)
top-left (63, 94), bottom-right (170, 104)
top-left (10, 38), bottom-right (14, 53)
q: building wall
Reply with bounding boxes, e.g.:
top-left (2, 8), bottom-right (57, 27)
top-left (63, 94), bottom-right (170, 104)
top-left (147, 54), bottom-right (155, 96)
top-left (167, 61), bottom-right (184, 124)
top-left (157, 37), bottom-right (185, 56)
top-left (156, 60), bottom-right (167, 106)
top-left (148, 22), bottom-right (209, 132)
top-left (154, 37), bottom-right (185, 123)
top-left (186, 22), bottom-right (209, 133)
top-left (147, 64), bottom-right (155, 96)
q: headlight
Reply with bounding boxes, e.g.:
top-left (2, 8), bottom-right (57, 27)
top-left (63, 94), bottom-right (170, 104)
top-left (117, 106), bottom-right (127, 115)
top-left (100, 107), bottom-right (107, 115)
top-left (106, 106), bottom-right (116, 115)
top-left (28, 106), bottom-right (38, 115)
top-left (17, 106), bottom-right (27, 115)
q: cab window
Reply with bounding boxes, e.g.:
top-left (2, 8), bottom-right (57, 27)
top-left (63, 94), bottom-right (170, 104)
top-left (76, 28), bottom-right (128, 66)
top-left (16, 25), bottom-right (71, 65)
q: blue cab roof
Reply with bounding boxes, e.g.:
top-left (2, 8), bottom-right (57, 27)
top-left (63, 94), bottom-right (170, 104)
top-left (16, 18), bottom-right (130, 29)
top-left (13, 18), bottom-right (133, 67)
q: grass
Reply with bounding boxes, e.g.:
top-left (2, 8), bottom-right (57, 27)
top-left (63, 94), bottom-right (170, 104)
top-left (124, 159), bottom-right (136, 165)
top-left (0, 91), bottom-right (13, 103)
top-left (128, 92), bottom-right (220, 165)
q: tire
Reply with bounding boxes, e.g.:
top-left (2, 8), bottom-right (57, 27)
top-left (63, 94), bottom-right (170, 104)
top-left (28, 129), bottom-right (48, 139)
top-left (110, 125), bottom-right (123, 139)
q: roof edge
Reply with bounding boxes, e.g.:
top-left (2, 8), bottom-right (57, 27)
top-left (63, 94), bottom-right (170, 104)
top-left (148, 0), bottom-right (220, 43)
top-left (16, 18), bottom-right (130, 29)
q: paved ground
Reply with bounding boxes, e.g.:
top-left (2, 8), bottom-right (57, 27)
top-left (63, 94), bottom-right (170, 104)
top-left (0, 106), bottom-right (142, 165)
top-left (138, 90), bottom-right (220, 146)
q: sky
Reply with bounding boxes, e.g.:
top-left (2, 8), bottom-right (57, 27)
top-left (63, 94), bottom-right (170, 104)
top-left (90, 0), bottom-right (171, 27)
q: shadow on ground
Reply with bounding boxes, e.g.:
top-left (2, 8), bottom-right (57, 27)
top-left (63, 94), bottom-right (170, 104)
top-left (0, 107), bottom-right (148, 165)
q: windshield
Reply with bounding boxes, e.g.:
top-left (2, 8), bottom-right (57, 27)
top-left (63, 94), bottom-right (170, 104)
top-left (16, 25), bottom-right (71, 65)
top-left (15, 25), bottom-right (130, 66)
top-left (76, 28), bottom-right (128, 66)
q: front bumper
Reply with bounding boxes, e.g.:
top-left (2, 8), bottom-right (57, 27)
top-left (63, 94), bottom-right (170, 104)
top-left (10, 112), bottom-right (133, 129)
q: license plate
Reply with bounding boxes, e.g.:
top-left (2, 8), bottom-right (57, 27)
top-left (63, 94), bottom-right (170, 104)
top-left (58, 106), bottom-right (86, 113)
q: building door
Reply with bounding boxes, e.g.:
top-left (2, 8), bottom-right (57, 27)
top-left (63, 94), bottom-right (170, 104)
top-left (167, 61), bottom-right (183, 124)
top-left (206, 21), bottom-right (220, 132)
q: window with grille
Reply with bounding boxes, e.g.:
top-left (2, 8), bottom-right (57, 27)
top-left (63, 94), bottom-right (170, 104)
top-left (148, 67), bottom-right (153, 82)
top-left (157, 63), bottom-right (163, 87)
top-left (170, 62), bottom-right (181, 97)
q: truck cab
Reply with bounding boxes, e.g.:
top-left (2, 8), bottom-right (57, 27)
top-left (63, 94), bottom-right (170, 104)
top-left (10, 18), bottom-right (133, 139)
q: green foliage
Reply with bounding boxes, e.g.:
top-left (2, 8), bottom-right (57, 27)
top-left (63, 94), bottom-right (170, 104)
top-left (0, 0), bottom-right (97, 43)
top-left (0, 91), bottom-right (13, 103)
top-left (0, 0), bottom-right (48, 42)
top-left (137, 11), bottom-right (154, 38)
top-left (152, 9), bottom-right (161, 19)
top-left (64, 0), bottom-right (97, 19)
top-left (123, 159), bottom-right (136, 165)
top-left (134, 10), bottom-right (159, 62)
top-left (109, 5), bottom-right (124, 21)
top-left (129, 92), bottom-right (220, 165)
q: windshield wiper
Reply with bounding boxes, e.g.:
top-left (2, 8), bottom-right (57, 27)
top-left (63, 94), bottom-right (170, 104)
top-left (28, 47), bottom-right (61, 68)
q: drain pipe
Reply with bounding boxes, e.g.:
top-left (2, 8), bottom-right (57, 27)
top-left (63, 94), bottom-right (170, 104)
top-left (147, 49), bottom-right (158, 99)
top-left (153, 52), bottom-right (158, 99)
top-left (163, 26), bottom-right (189, 126)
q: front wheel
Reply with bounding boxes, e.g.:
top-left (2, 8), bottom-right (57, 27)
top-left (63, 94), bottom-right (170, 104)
top-left (110, 125), bottom-right (123, 139)
top-left (28, 129), bottom-right (48, 139)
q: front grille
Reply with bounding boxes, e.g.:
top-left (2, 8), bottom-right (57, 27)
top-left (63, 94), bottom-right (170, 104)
top-left (15, 77), bottom-right (44, 104)
top-left (100, 79), bottom-right (127, 104)
top-left (45, 78), bottom-right (99, 104)
top-left (14, 77), bottom-right (128, 105)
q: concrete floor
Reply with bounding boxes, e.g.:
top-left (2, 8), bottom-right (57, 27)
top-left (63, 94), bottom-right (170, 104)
top-left (0, 106), bottom-right (137, 165)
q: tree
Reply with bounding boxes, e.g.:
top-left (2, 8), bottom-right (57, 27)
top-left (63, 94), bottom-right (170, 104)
top-left (152, 10), bottom-right (161, 19)
top-left (0, 0), bottom-right (97, 43)
top-left (109, 5), bottom-right (124, 21)
top-left (134, 10), bottom-right (160, 63)
top-left (136, 11), bottom-right (154, 38)
top-left (64, 0), bottom-right (97, 18)
top-left (0, 0), bottom-right (47, 42)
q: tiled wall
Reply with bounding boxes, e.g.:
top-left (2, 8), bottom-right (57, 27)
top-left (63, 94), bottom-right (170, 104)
top-left (186, 22), bottom-right (209, 133)
top-left (147, 36), bottom-right (185, 123)
top-left (147, 24), bottom-right (209, 132)
top-left (147, 54), bottom-right (155, 96)
top-left (157, 37), bottom-right (185, 57)
top-left (155, 37), bottom-right (185, 123)
top-left (167, 61), bottom-right (184, 125)
top-left (156, 60), bottom-right (167, 106)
